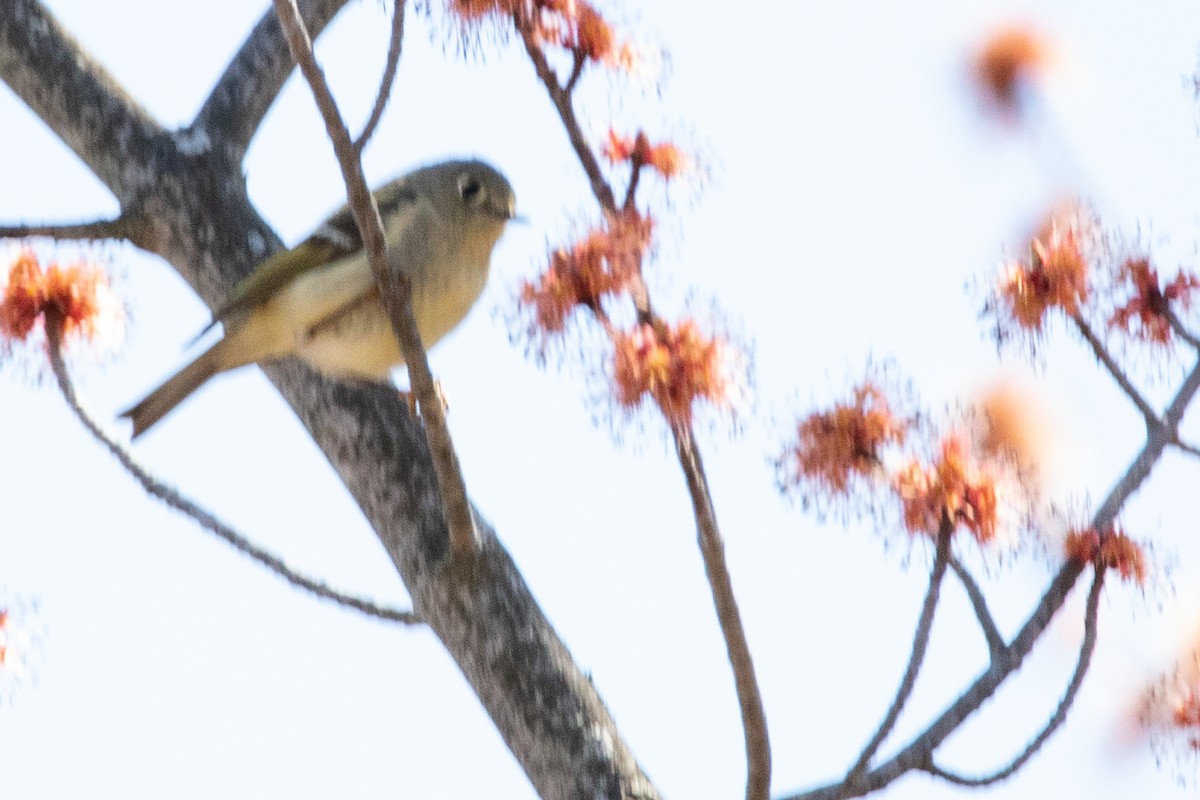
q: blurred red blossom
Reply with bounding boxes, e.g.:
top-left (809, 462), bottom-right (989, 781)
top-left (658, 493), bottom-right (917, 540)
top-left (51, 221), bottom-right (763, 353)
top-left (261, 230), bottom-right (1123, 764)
top-left (0, 249), bottom-right (123, 351)
top-left (1137, 629), bottom-right (1200, 768)
top-left (610, 319), bottom-right (735, 427)
top-left (519, 210), bottom-right (653, 336)
top-left (777, 382), bottom-right (909, 499)
top-left (603, 130), bottom-right (691, 180)
top-left (894, 433), bottom-right (999, 543)
top-left (972, 24), bottom-right (1052, 117)
top-left (451, 0), bottom-right (638, 69)
top-left (1063, 526), bottom-right (1148, 585)
top-left (0, 609), bottom-right (9, 668)
top-left (992, 208), bottom-right (1091, 334)
top-left (1108, 256), bottom-right (1200, 344)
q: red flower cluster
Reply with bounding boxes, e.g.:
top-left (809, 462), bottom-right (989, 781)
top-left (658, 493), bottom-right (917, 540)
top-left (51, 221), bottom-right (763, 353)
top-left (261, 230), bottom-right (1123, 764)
top-left (995, 212), bottom-right (1090, 332)
top-left (450, 0), bottom-right (635, 68)
top-left (1064, 526), bottom-right (1148, 584)
top-left (894, 434), bottom-right (999, 543)
top-left (603, 130), bottom-right (690, 180)
top-left (0, 250), bottom-right (121, 348)
top-left (519, 211), bottom-right (653, 335)
top-left (779, 382), bottom-right (908, 496)
top-left (1109, 256), bottom-right (1200, 344)
top-left (610, 320), bottom-right (732, 428)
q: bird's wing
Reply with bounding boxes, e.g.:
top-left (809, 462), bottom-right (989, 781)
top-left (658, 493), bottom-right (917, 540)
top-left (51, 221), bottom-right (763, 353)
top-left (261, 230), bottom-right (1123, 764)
top-left (207, 180), bottom-right (420, 327)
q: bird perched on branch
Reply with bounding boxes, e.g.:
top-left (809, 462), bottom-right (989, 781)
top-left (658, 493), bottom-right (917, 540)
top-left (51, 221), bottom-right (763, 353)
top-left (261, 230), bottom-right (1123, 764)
top-left (122, 158), bottom-right (517, 437)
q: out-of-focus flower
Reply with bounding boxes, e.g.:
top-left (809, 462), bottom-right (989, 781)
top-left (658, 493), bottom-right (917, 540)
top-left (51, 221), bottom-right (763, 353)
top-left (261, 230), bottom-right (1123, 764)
top-left (972, 24), bottom-right (1052, 118)
top-left (0, 595), bottom-right (41, 704)
top-left (1064, 526), bottom-right (1148, 585)
top-left (519, 211), bottom-right (653, 336)
top-left (1109, 256), bottom-right (1200, 345)
top-left (603, 130), bottom-right (692, 180)
top-left (0, 249), bottom-right (124, 353)
top-left (992, 208), bottom-right (1091, 334)
top-left (447, 0), bottom-right (516, 20)
top-left (894, 433), bottom-right (1000, 543)
top-left (777, 382), bottom-right (909, 499)
top-left (1136, 627), bottom-right (1200, 772)
top-left (452, 0), bottom-right (637, 70)
top-left (610, 319), bottom-right (738, 428)
top-left (975, 378), bottom-right (1056, 487)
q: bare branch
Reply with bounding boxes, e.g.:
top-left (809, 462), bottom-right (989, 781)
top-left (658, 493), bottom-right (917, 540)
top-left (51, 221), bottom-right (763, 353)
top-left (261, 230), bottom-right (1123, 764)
top-left (673, 425), bottom-right (771, 800)
top-left (622, 160), bottom-right (644, 213)
top-left (1071, 314), bottom-right (1159, 428)
top-left (271, 0), bottom-right (478, 557)
top-left (195, 0), bottom-right (352, 156)
top-left (1173, 439), bottom-right (1200, 459)
top-left (514, 16), bottom-right (618, 213)
top-left (41, 311), bottom-right (419, 625)
top-left (0, 215), bottom-right (143, 245)
top-left (948, 554), bottom-right (1005, 659)
top-left (1167, 308), bottom-right (1200, 351)
top-left (848, 525), bottom-right (951, 779)
top-left (564, 50), bottom-right (585, 94)
top-left (926, 567), bottom-right (1105, 786)
top-left (354, 0), bottom-right (406, 153)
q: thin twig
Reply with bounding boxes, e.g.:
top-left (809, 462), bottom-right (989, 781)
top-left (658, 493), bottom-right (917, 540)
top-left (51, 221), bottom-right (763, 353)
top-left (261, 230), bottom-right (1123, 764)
top-left (1071, 314), bottom-right (1159, 427)
top-left (0, 217), bottom-right (135, 243)
top-left (848, 525), bottom-right (951, 779)
top-left (622, 159), bottom-right (643, 213)
top-left (948, 554), bottom-right (1005, 659)
top-left (1173, 439), bottom-right (1200, 459)
top-left (354, 0), bottom-right (406, 153)
top-left (1167, 308), bottom-right (1200, 351)
top-left (673, 424), bottom-right (771, 800)
top-left (564, 49), bottom-right (585, 94)
top-left (514, 16), bottom-right (617, 212)
top-left (42, 311), bottom-right (419, 625)
top-left (272, 0), bottom-right (479, 557)
top-left (926, 566), bottom-right (1105, 787)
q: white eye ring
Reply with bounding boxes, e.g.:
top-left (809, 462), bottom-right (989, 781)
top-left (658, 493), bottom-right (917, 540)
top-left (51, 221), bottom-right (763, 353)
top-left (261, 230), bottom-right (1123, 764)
top-left (457, 174), bottom-right (484, 204)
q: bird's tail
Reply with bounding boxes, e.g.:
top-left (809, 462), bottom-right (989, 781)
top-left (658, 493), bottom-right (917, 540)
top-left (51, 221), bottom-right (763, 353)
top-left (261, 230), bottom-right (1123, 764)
top-left (121, 340), bottom-right (230, 438)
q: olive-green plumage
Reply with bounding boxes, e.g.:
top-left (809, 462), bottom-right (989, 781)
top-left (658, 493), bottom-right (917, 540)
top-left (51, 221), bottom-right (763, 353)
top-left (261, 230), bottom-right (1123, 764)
top-left (122, 159), bottom-right (517, 437)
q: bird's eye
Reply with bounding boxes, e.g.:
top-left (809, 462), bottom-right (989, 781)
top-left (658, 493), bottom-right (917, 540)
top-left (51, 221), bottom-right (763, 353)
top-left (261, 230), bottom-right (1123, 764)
top-left (457, 174), bottom-right (484, 205)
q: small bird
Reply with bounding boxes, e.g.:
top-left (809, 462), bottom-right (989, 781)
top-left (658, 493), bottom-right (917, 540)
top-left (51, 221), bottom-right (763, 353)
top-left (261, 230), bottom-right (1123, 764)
top-left (122, 159), bottom-right (517, 437)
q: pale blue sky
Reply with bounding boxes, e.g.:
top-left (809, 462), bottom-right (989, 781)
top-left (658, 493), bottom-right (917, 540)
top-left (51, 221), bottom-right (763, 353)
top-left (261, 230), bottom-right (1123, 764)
top-left (3, 1), bottom-right (1200, 798)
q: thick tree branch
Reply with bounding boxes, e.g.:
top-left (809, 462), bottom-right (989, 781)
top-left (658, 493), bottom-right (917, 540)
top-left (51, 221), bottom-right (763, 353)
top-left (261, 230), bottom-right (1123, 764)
top-left (848, 526), bottom-right (951, 779)
top-left (194, 0), bottom-right (352, 156)
top-left (0, 0), bottom-right (164, 197)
